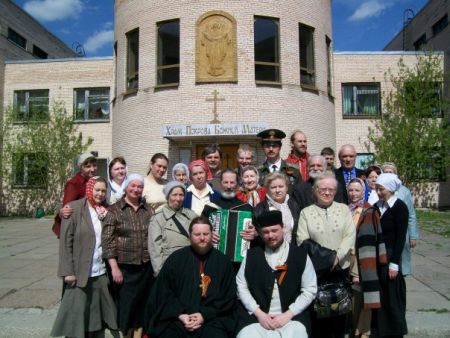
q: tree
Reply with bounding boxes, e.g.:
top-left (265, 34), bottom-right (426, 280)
top-left (1, 100), bottom-right (93, 215)
top-left (367, 53), bottom-right (449, 184)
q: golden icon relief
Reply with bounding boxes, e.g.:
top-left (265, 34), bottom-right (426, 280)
top-left (196, 11), bottom-right (237, 83)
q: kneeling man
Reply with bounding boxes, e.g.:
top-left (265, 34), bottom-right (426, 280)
top-left (148, 216), bottom-right (236, 338)
top-left (236, 210), bottom-right (317, 337)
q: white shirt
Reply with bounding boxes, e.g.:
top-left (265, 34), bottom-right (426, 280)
top-left (88, 206), bottom-right (106, 277)
top-left (236, 240), bottom-right (317, 316)
top-left (266, 159), bottom-right (282, 172)
top-left (187, 184), bottom-right (215, 216)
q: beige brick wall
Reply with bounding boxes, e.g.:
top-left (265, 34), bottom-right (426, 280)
top-left (333, 52), bottom-right (423, 154)
top-left (3, 58), bottom-right (113, 159)
top-left (113, 0), bottom-right (336, 175)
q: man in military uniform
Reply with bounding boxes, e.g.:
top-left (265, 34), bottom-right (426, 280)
top-left (256, 129), bottom-right (301, 188)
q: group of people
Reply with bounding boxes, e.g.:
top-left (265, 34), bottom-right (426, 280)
top-left (50, 128), bottom-right (418, 338)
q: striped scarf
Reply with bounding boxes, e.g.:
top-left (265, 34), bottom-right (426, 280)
top-left (355, 203), bottom-right (387, 309)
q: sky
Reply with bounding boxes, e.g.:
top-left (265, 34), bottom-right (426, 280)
top-left (13, 0), bottom-right (429, 57)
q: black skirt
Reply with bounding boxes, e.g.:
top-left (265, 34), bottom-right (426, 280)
top-left (113, 262), bottom-right (155, 334)
top-left (375, 265), bottom-right (408, 336)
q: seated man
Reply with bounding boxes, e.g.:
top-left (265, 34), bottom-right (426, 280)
top-left (148, 216), bottom-right (236, 338)
top-left (236, 210), bottom-right (317, 338)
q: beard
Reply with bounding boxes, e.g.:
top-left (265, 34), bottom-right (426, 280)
top-left (221, 190), bottom-right (236, 199)
top-left (192, 241), bottom-right (212, 256)
top-left (309, 170), bottom-right (323, 179)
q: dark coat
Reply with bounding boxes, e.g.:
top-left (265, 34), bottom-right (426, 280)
top-left (257, 160), bottom-right (301, 188)
top-left (334, 167), bottom-right (365, 204)
top-left (253, 197), bottom-right (301, 245)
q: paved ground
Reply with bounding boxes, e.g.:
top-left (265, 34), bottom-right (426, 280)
top-left (0, 216), bottom-right (449, 337)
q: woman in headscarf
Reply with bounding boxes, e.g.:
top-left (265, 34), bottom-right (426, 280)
top-left (171, 162), bottom-right (190, 186)
top-left (297, 173), bottom-right (355, 338)
top-left (253, 172), bottom-right (300, 244)
top-left (373, 173), bottom-right (409, 337)
top-left (236, 165), bottom-right (267, 207)
top-left (107, 156), bottom-right (127, 204)
top-left (347, 178), bottom-right (387, 338)
top-left (365, 165), bottom-right (382, 205)
top-left (183, 159), bottom-right (220, 215)
top-left (51, 176), bottom-right (117, 338)
top-left (148, 180), bottom-right (197, 276)
top-left (102, 174), bottom-right (154, 338)
top-left (142, 153), bottom-right (169, 211)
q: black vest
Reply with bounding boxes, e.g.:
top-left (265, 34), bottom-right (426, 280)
top-left (237, 244), bottom-right (311, 334)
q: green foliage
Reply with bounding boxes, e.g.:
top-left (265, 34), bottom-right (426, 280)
top-left (368, 53), bottom-right (449, 184)
top-left (1, 100), bottom-right (93, 215)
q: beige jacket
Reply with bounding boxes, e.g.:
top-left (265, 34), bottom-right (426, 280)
top-left (297, 202), bottom-right (356, 269)
top-left (148, 205), bottom-right (197, 275)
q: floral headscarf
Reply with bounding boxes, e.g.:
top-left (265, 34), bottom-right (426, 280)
top-left (347, 178), bottom-right (366, 215)
top-left (86, 176), bottom-right (108, 220)
top-left (188, 159), bottom-right (213, 181)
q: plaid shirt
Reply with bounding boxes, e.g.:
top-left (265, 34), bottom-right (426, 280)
top-left (102, 198), bottom-right (154, 265)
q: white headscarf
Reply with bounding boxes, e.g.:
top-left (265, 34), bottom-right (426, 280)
top-left (376, 173), bottom-right (402, 193)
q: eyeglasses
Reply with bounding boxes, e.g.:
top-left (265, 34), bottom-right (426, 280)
top-left (317, 188), bottom-right (336, 195)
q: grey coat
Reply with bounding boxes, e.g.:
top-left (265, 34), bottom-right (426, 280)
top-left (58, 197), bottom-right (99, 287)
top-left (148, 205), bottom-right (197, 275)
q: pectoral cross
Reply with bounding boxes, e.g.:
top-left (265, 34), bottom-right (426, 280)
top-left (206, 89), bottom-right (224, 124)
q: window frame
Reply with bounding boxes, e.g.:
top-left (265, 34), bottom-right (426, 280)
top-left (341, 83), bottom-right (381, 119)
top-left (403, 81), bottom-right (443, 117)
top-left (156, 19), bottom-right (180, 88)
top-left (73, 87), bottom-right (111, 122)
top-left (414, 34), bottom-right (427, 51)
top-left (254, 15), bottom-right (281, 85)
top-left (326, 35), bottom-right (332, 97)
top-left (126, 28), bottom-right (139, 92)
top-left (12, 152), bottom-right (48, 188)
top-left (7, 28), bottom-right (27, 50)
top-left (299, 23), bottom-right (316, 89)
top-left (13, 89), bottom-right (50, 122)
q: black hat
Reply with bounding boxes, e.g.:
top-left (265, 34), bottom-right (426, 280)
top-left (255, 210), bottom-right (283, 229)
top-left (257, 129), bottom-right (286, 146)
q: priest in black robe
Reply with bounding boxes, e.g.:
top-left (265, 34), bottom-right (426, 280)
top-left (148, 216), bottom-right (237, 338)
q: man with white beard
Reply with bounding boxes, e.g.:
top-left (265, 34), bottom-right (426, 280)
top-left (201, 169), bottom-right (257, 271)
top-left (292, 155), bottom-right (344, 210)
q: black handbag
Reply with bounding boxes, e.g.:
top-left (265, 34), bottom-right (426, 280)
top-left (314, 282), bottom-right (352, 318)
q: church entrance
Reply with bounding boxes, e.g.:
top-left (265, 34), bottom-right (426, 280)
top-left (196, 144), bottom-right (239, 170)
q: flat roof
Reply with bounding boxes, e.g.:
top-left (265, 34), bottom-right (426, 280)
top-left (5, 56), bottom-right (113, 64)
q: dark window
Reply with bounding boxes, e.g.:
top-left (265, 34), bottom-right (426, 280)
top-left (404, 81), bottom-right (443, 117)
top-left (114, 41), bottom-right (118, 98)
top-left (326, 36), bottom-right (332, 95)
top-left (299, 24), bottom-right (315, 87)
top-left (254, 16), bottom-right (280, 84)
top-left (13, 90), bottom-right (49, 121)
top-left (74, 88), bottom-right (110, 121)
top-left (432, 14), bottom-right (448, 37)
top-left (157, 20), bottom-right (180, 86)
top-left (7, 28), bottom-right (27, 49)
top-left (126, 29), bottom-right (139, 91)
top-left (12, 153), bottom-right (47, 188)
top-left (414, 34), bottom-right (427, 51)
top-left (32, 45), bottom-right (48, 59)
top-left (342, 83), bottom-right (381, 117)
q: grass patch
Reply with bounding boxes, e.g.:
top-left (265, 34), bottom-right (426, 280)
top-left (416, 210), bottom-right (450, 237)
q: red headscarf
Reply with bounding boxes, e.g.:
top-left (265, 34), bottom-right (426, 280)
top-left (188, 160), bottom-right (213, 180)
top-left (86, 176), bottom-right (108, 220)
